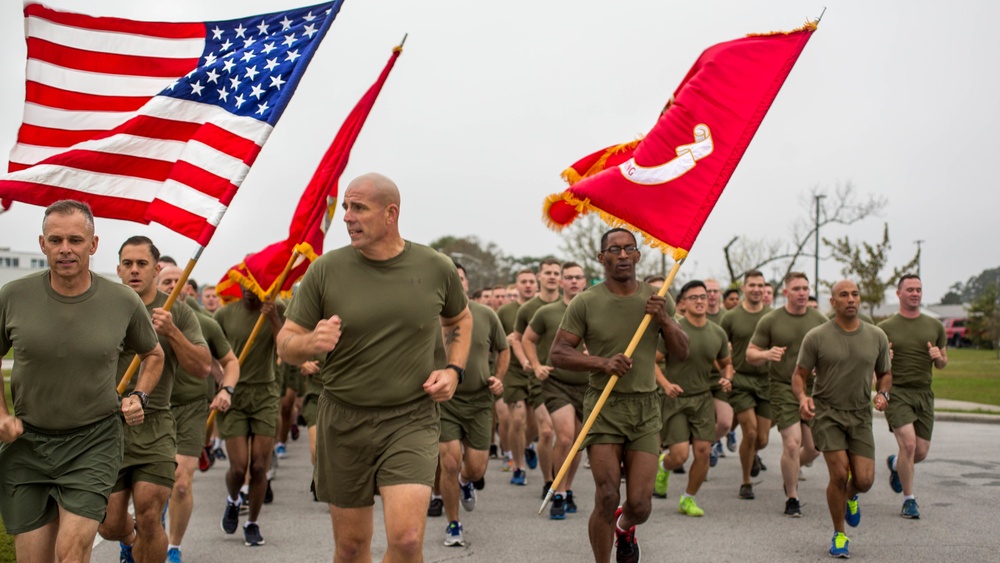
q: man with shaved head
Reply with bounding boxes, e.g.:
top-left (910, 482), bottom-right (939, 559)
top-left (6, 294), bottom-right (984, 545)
top-left (793, 280), bottom-right (892, 559)
top-left (278, 173), bottom-right (473, 560)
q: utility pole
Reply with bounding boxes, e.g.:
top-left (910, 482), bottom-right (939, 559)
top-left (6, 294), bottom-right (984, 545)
top-left (914, 239), bottom-right (924, 278)
top-left (814, 194), bottom-right (826, 298)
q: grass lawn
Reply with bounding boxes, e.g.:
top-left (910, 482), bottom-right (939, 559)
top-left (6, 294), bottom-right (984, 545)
top-left (932, 348), bottom-right (1000, 406)
top-left (0, 378), bottom-right (12, 559)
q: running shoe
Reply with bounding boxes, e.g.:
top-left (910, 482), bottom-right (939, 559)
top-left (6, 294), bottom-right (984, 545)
top-left (119, 543), bottom-right (135, 563)
top-left (444, 521), bottom-right (465, 547)
top-left (459, 480), bottom-right (477, 512)
top-left (758, 454), bottom-right (767, 471)
top-left (239, 490), bottom-right (249, 514)
top-left (489, 444), bottom-right (499, 459)
top-left (290, 423), bottom-right (299, 441)
top-left (673, 465), bottom-right (686, 474)
top-left (310, 479), bottom-right (318, 502)
top-left (213, 446), bottom-right (227, 460)
top-left (427, 496), bottom-right (444, 517)
top-left (726, 431), bottom-right (737, 452)
top-left (565, 490), bottom-right (578, 513)
top-left (829, 532), bottom-right (850, 558)
top-left (653, 453), bottom-right (669, 498)
top-left (275, 443), bottom-right (287, 459)
top-left (166, 547), bottom-right (182, 563)
top-left (525, 446), bottom-right (538, 470)
top-left (542, 481), bottom-right (553, 500)
top-left (845, 495), bottom-right (861, 527)
top-left (550, 493), bottom-right (566, 520)
top-left (750, 454), bottom-right (762, 477)
top-left (501, 453), bottom-right (514, 472)
top-left (710, 442), bottom-right (721, 467)
top-left (243, 522), bottom-right (265, 546)
top-left (510, 468), bottom-right (527, 486)
top-left (887, 454), bottom-right (902, 493)
top-left (678, 496), bottom-right (704, 517)
top-left (473, 477), bottom-right (485, 490)
top-left (614, 507), bottom-right (640, 563)
top-left (221, 499), bottom-right (239, 534)
top-left (738, 483), bottom-right (755, 500)
top-left (901, 498), bottom-right (920, 519)
top-left (263, 480), bottom-right (274, 504)
top-left (785, 497), bottom-right (802, 517)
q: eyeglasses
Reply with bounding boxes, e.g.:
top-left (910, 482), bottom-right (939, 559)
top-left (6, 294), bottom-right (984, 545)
top-left (685, 294), bottom-right (708, 301)
top-left (563, 275), bottom-right (585, 281)
top-left (602, 245), bottom-right (639, 255)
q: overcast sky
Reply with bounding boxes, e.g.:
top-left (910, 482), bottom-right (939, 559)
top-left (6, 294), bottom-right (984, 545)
top-left (1, 0), bottom-right (997, 304)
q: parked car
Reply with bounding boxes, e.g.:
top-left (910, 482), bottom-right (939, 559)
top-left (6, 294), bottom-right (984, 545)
top-left (942, 317), bottom-right (972, 348)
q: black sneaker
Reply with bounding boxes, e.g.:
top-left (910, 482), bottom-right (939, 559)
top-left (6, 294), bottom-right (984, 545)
top-left (243, 522), bottom-right (265, 546)
top-left (427, 497), bottom-right (444, 517)
top-left (473, 477), bottom-right (485, 491)
top-left (239, 491), bottom-right (249, 514)
top-left (541, 481), bottom-right (553, 500)
top-left (489, 444), bottom-right (499, 459)
top-left (263, 480), bottom-right (273, 504)
top-left (615, 522), bottom-right (640, 563)
top-left (673, 466), bottom-right (686, 474)
top-left (750, 455), bottom-right (762, 478)
top-left (549, 494), bottom-right (566, 520)
top-left (784, 497), bottom-right (801, 517)
top-left (565, 491), bottom-right (578, 514)
top-left (310, 480), bottom-right (319, 502)
top-left (739, 483), bottom-right (755, 500)
top-left (758, 455), bottom-right (767, 471)
top-left (221, 500), bottom-right (239, 534)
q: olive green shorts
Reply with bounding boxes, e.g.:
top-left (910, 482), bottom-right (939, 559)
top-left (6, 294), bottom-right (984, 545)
top-left (769, 381), bottom-right (805, 431)
top-left (315, 393), bottom-right (439, 508)
top-left (811, 402), bottom-right (875, 459)
top-left (660, 392), bottom-right (716, 446)
top-left (172, 399), bottom-right (209, 457)
top-left (542, 377), bottom-right (586, 421)
top-left (218, 382), bottom-right (280, 439)
top-left (503, 369), bottom-right (542, 408)
top-left (440, 390), bottom-right (494, 451)
top-left (281, 364), bottom-right (305, 395)
top-left (301, 393), bottom-right (319, 428)
top-left (114, 410), bottom-right (177, 492)
top-left (581, 387), bottom-right (661, 455)
top-left (729, 373), bottom-right (772, 419)
top-left (886, 386), bottom-right (934, 441)
top-left (0, 415), bottom-right (122, 534)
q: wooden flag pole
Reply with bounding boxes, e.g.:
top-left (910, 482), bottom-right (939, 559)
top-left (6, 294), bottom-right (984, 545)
top-left (539, 258), bottom-right (684, 515)
top-left (117, 246), bottom-right (204, 395)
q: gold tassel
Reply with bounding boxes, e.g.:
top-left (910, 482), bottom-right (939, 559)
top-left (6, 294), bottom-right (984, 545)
top-left (746, 20), bottom-right (818, 38)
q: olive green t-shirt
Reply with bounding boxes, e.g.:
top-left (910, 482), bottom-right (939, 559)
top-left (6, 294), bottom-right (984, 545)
top-left (496, 301), bottom-right (528, 380)
top-left (721, 305), bottom-right (770, 378)
top-left (119, 291), bottom-right (206, 412)
top-left (877, 313), bottom-right (946, 389)
top-left (560, 282), bottom-right (676, 394)
top-left (460, 301), bottom-right (508, 395)
top-left (185, 295), bottom-right (203, 313)
top-left (827, 311), bottom-right (875, 325)
top-left (528, 299), bottom-right (588, 385)
top-left (0, 271), bottom-right (159, 430)
top-left (706, 309), bottom-right (725, 326)
top-left (214, 300), bottom-right (285, 386)
top-left (751, 307), bottom-right (829, 385)
top-left (797, 321), bottom-right (890, 411)
top-left (663, 317), bottom-right (729, 396)
top-left (285, 242), bottom-right (468, 407)
top-left (514, 295), bottom-right (558, 377)
top-left (172, 311), bottom-right (232, 405)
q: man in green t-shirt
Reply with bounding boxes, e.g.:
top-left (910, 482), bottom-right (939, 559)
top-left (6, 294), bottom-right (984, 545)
top-left (551, 228), bottom-right (688, 563)
top-left (877, 274), bottom-right (947, 520)
top-left (0, 201), bottom-right (163, 562)
top-left (747, 272), bottom-right (828, 517)
top-left (158, 265), bottom-right (240, 561)
top-left (794, 279), bottom-right (891, 559)
top-left (98, 236), bottom-right (210, 562)
top-left (703, 277), bottom-right (736, 461)
top-left (438, 263), bottom-right (509, 546)
top-left (657, 280), bottom-right (733, 518)
top-left (509, 258), bottom-right (562, 491)
top-left (523, 261), bottom-right (588, 519)
top-left (720, 269), bottom-right (772, 500)
top-left (277, 173), bottom-right (472, 560)
top-left (495, 269), bottom-right (537, 473)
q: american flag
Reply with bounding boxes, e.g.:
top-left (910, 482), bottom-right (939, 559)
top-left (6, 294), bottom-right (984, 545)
top-left (0, 1), bottom-right (344, 245)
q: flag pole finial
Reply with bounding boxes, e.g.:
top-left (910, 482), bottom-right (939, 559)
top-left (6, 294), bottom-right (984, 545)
top-left (397, 33), bottom-right (408, 50)
top-left (815, 7), bottom-right (827, 25)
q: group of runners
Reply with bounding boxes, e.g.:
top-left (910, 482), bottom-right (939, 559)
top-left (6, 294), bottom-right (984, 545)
top-left (0, 172), bottom-right (947, 562)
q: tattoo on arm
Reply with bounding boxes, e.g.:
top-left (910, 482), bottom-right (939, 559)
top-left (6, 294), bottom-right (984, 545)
top-left (444, 326), bottom-right (461, 346)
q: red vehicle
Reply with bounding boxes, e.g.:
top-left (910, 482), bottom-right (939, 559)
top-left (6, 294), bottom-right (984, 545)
top-left (942, 318), bottom-right (971, 348)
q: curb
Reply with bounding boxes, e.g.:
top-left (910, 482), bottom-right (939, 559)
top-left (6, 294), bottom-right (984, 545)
top-left (873, 410), bottom-right (1000, 425)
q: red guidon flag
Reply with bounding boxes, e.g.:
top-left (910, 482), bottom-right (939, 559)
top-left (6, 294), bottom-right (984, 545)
top-left (544, 22), bottom-right (817, 259)
top-left (216, 44), bottom-right (403, 303)
top-left (0, 2), bottom-right (343, 245)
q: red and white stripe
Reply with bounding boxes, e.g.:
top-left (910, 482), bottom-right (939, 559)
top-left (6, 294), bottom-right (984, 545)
top-left (2, 4), bottom-right (273, 244)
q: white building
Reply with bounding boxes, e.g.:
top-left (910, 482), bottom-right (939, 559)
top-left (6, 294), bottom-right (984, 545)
top-left (0, 247), bottom-right (118, 288)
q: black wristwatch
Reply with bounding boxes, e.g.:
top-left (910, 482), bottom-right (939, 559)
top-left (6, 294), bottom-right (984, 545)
top-left (221, 385), bottom-right (236, 395)
top-left (878, 391), bottom-right (890, 403)
top-left (445, 364), bottom-right (465, 385)
top-left (127, 391), bottom-right (149, 408)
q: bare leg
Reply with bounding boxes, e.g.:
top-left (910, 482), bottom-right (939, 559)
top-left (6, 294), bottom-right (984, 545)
top-left (330, 504), bottom-right (374, 563)
top-left (132, 481), bottom-right (171, 562)
top-left (534, 404), bottom-right (555, 482)
top-left (587, 443), bottom-right (623, 563)
top-left (508, 401), bottom-right (527, 470)
top-left (893, 423), bottom-right (931, 496)
top-left (247, 435), bottom-right (275, 521)
top-left (714, 398), bottom-right (733, 441)
top-left (735, 409), bottom-right (758, 484)
top-left (168, 454), bottom-right (199, 547)
top-left (381, 484), bottom-right (431, 562)
top-left (780, 423), bottom-right (803, 499)
top-left (686, 440), bottom-right (711, 496)
top-left (438, 440), bottom-right (463, 523)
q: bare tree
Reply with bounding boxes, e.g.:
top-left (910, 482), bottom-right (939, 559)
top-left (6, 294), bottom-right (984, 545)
top-left (824, 223), bottom-right (920, 316)
top-left (557, 212), bottom-right (682, 284)
top-left (723, 182), bottom-right (887, 286)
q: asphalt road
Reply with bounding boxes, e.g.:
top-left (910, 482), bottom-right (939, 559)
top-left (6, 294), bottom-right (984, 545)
top-left (92, 417), bottom-right (1000, 562)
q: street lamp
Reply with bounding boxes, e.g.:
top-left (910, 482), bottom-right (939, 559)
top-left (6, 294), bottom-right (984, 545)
top-left (814, 194), bottom-right (826, 299)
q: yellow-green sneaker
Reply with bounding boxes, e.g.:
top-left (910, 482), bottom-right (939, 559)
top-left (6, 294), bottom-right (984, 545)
top-left (829, 532), bottom-right (850, 558)
top-left (653, 453), bottom-right (669, 498)
top-left (678, 496), bottom-right (704, 517)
